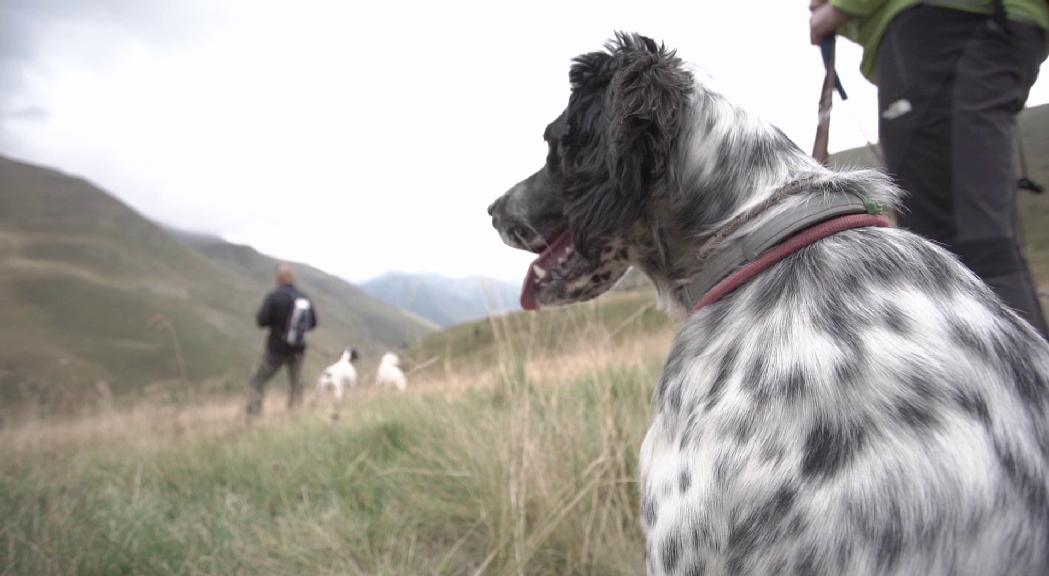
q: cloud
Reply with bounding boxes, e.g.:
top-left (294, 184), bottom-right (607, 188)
top-left (0, 0), bottom-right (217, 119)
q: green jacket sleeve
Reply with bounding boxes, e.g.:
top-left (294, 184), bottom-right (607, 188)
top-left (830, 0), bottom-right (889, 17)
top-left (828, 0), bottom-right (918, 82)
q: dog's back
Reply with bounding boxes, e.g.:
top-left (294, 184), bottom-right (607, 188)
top-left (641, 225), bottom-right (1049, 575)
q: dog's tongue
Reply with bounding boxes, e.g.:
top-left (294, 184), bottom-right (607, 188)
top-left (521, 228), bottom-right (572, 311)
top-left (521, 272), bottom-right (539, 311)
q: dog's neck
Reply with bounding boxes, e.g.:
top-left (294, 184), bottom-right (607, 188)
top-left (637, 85), bottom-right (830, 314)
top-left (635, 85), bottom-right (899, 315)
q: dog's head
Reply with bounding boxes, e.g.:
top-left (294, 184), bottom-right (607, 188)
top-left (488, 33), bottom-right (692, 310)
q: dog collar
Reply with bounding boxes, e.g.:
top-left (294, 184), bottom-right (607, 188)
top-left (685, 193), bottom-right (890, 315)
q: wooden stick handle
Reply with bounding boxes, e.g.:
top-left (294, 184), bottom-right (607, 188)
top-left (812, 40), bottom-right (837, 164)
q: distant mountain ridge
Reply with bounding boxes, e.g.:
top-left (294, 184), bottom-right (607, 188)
top-left (361, 272), bottom-right (520, 328)
top-left (0, 155), bottom-right (433, 408)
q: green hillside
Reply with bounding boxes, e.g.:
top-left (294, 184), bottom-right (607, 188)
top-left (174, 232), bottom-right (436, 357)
top-left (0, 156), bottom-right (433, 410)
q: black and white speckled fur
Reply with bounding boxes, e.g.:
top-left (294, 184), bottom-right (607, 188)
top-left (488, 33), bottom-right (1049, 575)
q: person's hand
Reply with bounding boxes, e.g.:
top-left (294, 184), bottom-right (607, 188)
top-left (810, 3), bottom-right (851, 45)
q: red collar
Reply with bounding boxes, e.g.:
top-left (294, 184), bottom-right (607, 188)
top-left (690, 213), bottom-right (891, 315)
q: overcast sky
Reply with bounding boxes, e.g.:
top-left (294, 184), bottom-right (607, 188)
top-left (2, 0), bottom-right (1047, 284)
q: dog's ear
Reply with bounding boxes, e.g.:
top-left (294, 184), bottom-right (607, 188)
top-left (607, 33), bottom-right (691, 201)
top-left (569, 50), bottom-right (615, 91)
top-left (564, 33), bottom-right (692, 256)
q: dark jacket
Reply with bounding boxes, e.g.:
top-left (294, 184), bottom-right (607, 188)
top-left (256, 284), bottom-right (318, 356)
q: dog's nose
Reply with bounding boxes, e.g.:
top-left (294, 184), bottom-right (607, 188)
top-left (487, 199), bottom-right (499, 216)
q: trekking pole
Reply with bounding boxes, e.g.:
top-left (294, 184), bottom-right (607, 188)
top-left (812, 35), bottom-right (847, 164)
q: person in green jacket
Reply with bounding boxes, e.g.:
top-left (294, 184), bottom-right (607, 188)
top-left (810, 0), bottom-right (1049, 340)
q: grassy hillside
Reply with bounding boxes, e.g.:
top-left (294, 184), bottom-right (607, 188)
top-left (402, 289), bottom-right (667, 380)
top-left (0, 156), bottom-right (433, 411)
top-left (829, 103), bottom-right (1049, 289)
top-left (174, 232), bottom-right (436, 357)
top-left (0, 155), bottom-right (254, 408)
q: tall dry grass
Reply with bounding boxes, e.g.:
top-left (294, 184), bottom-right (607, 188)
top-left (0, 312), bottom-right (673, 575)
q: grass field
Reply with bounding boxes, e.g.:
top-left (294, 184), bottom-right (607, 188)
top-left (0, 309), bottom-right (672, 576)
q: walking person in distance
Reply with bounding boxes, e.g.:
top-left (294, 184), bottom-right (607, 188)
top-left (246, 263), bottom-right (318, 417)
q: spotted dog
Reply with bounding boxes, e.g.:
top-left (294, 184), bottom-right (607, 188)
top-left (313, 347), bottom-right (359, 402)
top-left (487, 33), bottom-right (1049, 575)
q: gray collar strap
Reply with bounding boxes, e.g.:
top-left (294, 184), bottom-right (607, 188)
top-left (681, 192), bottom-right (873, 306)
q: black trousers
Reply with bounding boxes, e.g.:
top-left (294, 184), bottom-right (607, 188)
top-left (246, 349), bottom-right (305, 416)
top-left (877, 5), bottom-right (1049, 340)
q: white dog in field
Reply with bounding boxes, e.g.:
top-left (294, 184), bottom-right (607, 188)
top-left (375, 352), bottom-right (407, 391)
top-left (313, 347), bottom-right (359, 401)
